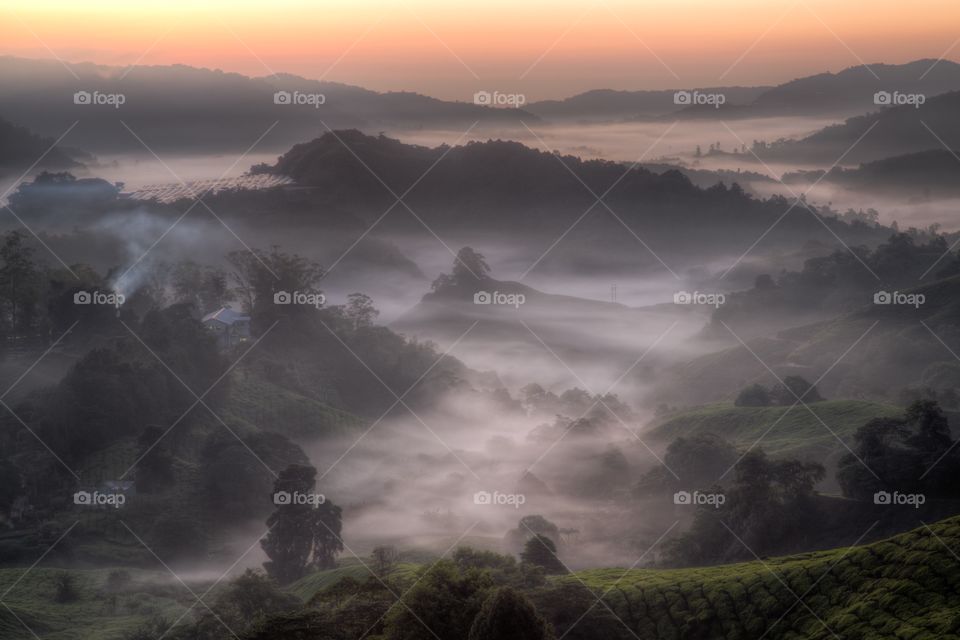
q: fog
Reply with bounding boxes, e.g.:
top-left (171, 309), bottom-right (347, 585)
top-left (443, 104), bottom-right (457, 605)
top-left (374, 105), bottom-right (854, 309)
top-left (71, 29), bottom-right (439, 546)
top-left (390, 117), bottom-right (839, 166)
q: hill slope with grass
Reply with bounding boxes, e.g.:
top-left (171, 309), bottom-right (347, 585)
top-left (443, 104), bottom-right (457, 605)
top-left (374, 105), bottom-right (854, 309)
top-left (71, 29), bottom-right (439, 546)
top-left (648, 400), bottom-right (901, 459)
top-left (561, 516), bottom-right (960, 640)
top-left (6, 517), bottom-right (960, 639)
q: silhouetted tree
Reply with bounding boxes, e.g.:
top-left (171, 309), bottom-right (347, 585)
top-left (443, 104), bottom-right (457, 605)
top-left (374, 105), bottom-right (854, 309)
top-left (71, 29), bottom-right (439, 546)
top-left (262, 464), bottom-right (343, 584)
top-left (735, 384), bottom-right (771, 407)
top-left (468, 587), bottom-right (555, 640)
top-left (521, 535), bottom-right (567, 575)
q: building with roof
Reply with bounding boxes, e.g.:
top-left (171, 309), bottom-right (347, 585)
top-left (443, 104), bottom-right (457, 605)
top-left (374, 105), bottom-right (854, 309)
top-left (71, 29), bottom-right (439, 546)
top-left (202, 307), bottom-right (251, 348)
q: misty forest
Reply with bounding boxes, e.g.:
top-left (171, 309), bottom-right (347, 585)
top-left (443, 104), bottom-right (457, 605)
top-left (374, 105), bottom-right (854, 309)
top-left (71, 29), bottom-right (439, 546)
top-left (3, 5), bottom-right (960, 640)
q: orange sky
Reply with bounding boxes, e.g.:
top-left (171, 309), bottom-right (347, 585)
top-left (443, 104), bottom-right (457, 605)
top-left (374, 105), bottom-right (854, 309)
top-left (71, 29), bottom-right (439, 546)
top-left (1, 0), bottom-right (958, 100)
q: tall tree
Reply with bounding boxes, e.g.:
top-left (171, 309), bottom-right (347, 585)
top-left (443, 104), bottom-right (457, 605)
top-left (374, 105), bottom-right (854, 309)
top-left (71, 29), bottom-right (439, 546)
top-left (262, 464), bottom-right (343, 584)
top-left (0, 231), bottom-right (40, 336)
top-left (520, 535), bottom-right (567, 575)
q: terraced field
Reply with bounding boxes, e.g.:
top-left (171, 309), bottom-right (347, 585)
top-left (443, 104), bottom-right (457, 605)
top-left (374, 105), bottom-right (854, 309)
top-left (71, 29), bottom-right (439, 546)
top-left (564, 517), bottom-right (960, 640)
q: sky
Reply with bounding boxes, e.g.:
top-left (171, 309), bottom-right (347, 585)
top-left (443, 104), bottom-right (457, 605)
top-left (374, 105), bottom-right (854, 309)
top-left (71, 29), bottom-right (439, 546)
top-left (1, 0), bottom-right (959, 101)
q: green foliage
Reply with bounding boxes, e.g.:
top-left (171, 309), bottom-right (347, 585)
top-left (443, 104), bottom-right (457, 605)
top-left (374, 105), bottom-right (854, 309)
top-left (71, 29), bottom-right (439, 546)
top-left (552, 516), bottom-right (960, 640)
top-left (735, 383), bottom-right (771, 407)
top-left (666, 450), bottom-right (824, 566)
top-left (838, 399), bottom-right (960, 500)
top-left (636, 432), bottom-right (738, 495)
top-left (521, 535), bottom-right (567, 576)
top-left (468, 587), bottom-right (555, 640)
top-left (384, 560), bottom-right (493, 640)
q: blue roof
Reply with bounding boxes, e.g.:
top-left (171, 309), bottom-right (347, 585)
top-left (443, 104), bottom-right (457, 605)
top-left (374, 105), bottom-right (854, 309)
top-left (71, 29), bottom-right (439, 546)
top-left (202, 307), bottom-right (250, 325)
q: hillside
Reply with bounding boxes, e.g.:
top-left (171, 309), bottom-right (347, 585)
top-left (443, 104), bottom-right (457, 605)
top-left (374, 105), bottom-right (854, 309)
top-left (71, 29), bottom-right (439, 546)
top-left (0, 56), bottom-right (535, 154)
top-left (557, 516), bottom-right (960, 640)
top-left (648, 400), bottom-right (901, 459)
top-left (259, 130), bottom-right (897, 278)
top-left (651, 274), bottom-right (960, 406)
top-left (525, 86), bottom-right (767, 121)
top-left (526, 60), bottom-right (960, 123)
top-left (782, 149), bottom-right (960, 199)
top-left (757, 90), bottom-right (960, 164)
top-left (0, 116), bottom-right (81, 178)
top-left (6, 517), bottom-right (959, 639)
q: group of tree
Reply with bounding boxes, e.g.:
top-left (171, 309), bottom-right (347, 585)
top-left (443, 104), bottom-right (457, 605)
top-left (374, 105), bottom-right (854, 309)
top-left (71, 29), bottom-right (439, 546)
top-left (838, 399), bottom-right (960, 500)
top-left (734, 376), bottom-right (823, 407)
top-left (665, 448), bottom-right (825, 565)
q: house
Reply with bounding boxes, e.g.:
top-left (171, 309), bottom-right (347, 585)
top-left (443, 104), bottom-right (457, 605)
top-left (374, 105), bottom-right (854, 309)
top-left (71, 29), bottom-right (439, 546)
top-left (202, 307), bottom-right (251, 348)
top-left (100, 480), bottom-right (136, 497)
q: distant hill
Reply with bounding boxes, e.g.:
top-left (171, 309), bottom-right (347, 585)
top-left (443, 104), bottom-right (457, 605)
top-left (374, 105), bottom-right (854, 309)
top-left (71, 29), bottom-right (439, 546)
top-left (647, 400), bottom-right (901, 460)
top-left (526, 60), bottom-right (960, 123)
top-left (263, 130), bottom-right (897, 277)
top-left (0, 116), bottom-right (81, 179)
top-left (756, 90), bottom-right (960, 164)
top-left (651, 274), bottom-right (960, 406)
top-left (783, 148), bottom-right (960, 199)
top-left (0, 56), bottom-right (537, 154)
top-left (526, 86), bottom-right (768, 121)
top-left (671, 59), bottom-right (960, 120)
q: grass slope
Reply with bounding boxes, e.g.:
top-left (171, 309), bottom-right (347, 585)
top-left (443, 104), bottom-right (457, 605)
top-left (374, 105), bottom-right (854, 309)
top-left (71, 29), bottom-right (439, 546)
top-left (648, 400), bottom-right (901, 458)
top-left (0, 568), bottom-right (191, 640)
top-left (224, 366), bottom-right (364, 440)
top-left (567, 516), bottom-right (960, 640)
top-left (3, 518), bottom-right (960, 639)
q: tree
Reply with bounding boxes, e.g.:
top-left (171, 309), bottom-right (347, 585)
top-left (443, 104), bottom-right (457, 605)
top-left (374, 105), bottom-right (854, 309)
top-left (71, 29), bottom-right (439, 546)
top-left (468, 587), bottom-right (555, 640)
top-left (431, 247), bottom-right (491, 292)
top-left (771, 376), bottom-right (823, 405)
top-left (666, 450), bottom-right (825, 565)
top-left (227, 248), bottom-right (324, 333)
top-left (262, 464), bottom-right (343, 584)
top-left (453, 247), bottom-right (490, 283)
top-left (0, 231), bottom-right (41, 336)
top-left (345, 293), bottom-right (379, 329)
top-left (384, 561), bottom-right (492, 640)
top-left (372, 545), bottom-right (399, 577)
top-left (505, 515), bottom-right (561, 553)
top-left (637, 432), bottom-right (738, 495)
top-left (171, 261), bottom-right (234, 312)
top-left (838, 400), bottom-right (959, 500)
top-left (735, 384), bottom-right (771, 407)
top-left (520, 535), bottom-right (566, 575)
